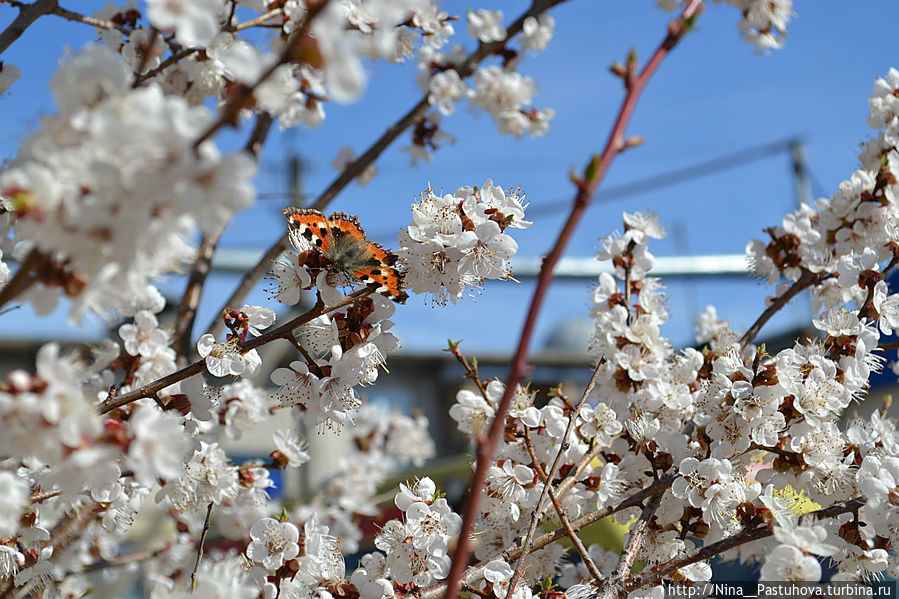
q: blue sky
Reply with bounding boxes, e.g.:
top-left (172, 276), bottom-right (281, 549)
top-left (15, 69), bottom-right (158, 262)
top-left (1, 1), bottom-right (897, 356)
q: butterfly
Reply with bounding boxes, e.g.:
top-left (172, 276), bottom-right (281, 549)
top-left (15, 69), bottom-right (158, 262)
top-left (283, 207), bottom-right (408, 303)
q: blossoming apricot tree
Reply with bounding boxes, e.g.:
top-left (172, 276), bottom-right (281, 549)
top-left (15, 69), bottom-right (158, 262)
top-left (6, 1), bottom-right (899, 599)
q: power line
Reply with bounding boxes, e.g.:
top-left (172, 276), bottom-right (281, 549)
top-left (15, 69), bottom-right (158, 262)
top-left (526, 135), bottom-right (802, 219)
top-left (254, 136), bottom-right (803, 206)
top-left (358, 136), bottom-right (803, 240)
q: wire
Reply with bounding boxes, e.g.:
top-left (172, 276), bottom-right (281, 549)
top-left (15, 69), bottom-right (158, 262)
top-left (526, 136), bottom-right (802, 219)
top-left (254, 137), bottom-right (803, 207)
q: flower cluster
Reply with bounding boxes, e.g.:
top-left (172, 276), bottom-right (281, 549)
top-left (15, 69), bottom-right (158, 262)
top-left (0, 45), bottom-right (255, 322)
top-left (367, 477), bottom-right (462, 588)
top-left (397, 180), bottom-right (531, 304)
top-left (269, 296), bottom-right (400, 429)
top-left (657, 0), bottom-right (794, 51)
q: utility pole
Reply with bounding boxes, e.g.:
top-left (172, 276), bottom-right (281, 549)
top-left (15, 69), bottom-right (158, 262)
top-left (790, 139), bottom-right (812, 208)
top-left (287, 152), bottom-right (304, 208)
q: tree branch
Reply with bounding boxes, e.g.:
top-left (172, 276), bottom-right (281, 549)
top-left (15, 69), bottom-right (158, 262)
top-left (739, 268), bottom-right (818, 348)
top-left (624, 497), bottom-right (865, 592)
top-left (508, 359), bottom-right (605, 593)
top-left (0, 0), bottom-right (57, 56)
top-left (191, 1), bottom-right (330, 150)
top-left (135, 47), bottom-right (198, 85)
top-left (190, 502), bottom-right (214, 593)
top-left (172, 112), bottom-right (274, 363)
top-left (97, 287), bottom-right (373, 414)
top-left (0, 249), bottom-right (39, 312)
top-left (416, 476), bottom-right (673, 599)
top-left (443, 3), bottom-right (704, 598)
top-left (50, 4), bottom-right (128, 32)
top-left (523, 428), bottom-right (604, 584)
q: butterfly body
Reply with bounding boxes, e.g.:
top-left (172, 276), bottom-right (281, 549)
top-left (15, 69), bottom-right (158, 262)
top-left (283, 207), bottom-right (408, 303)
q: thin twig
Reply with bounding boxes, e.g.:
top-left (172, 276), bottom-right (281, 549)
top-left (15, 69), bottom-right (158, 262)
top-left (28, 489), bottom-right (62, 504)
top-left (508, 359), bottom-right (605, 593)
top-left (444, 1), bottom-right (704, 590)
top-left (192, 1), bottom-right (330, 150)
top-left (97, 288), bottom-right (373, 414)
top-left (135, 47), bottom-right (198, 84)
top-left (234, 7), bottom-right (284, 31)
top-left (624, 497), bottom-right (865, 592)
top-left (131, 28), bottom-right (160, 84)
top-left (594, 493), bottom-right (662, 599)
top-left (739, 268), bottom-right (818, 348)
top-left (190, 502), bottom-right (214, 593)
top-left (0, 0), bottom-right (57, 56)
top-left (523, 428), bottom-right (604, 584)
top-left (203, 0), bottom-right (571, 341)
top-left (613, 493), bottom-right (660, 580)
top-left (448, 341), bottom-right (491, 402)
top-left (0, 249), bottom-right (39, 312)
top-left (51, 5), bottom-right (128, 33)
top-left (81, 544), bottom-right (171, 572)
top-left (172, 111), bottom-right (274, 364)
top-left (173, 234), bottom-right (220, 363)
top-left (416, 476), bottom-right (673, 599)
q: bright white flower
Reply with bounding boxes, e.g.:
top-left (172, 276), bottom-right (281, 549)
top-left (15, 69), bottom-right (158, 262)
top-left (171, 558), bottom-right (258, 599)
top-left (298, 315), bottom-right (340, 358)
top-left (267, 251), bottom-right (312, 305)
top-left (773, 520), bottom-right (838, 557)
top-left (127, 405), bottom-right (189, 487)
top-left (272, 429), bottom-right (310, 467)
top-left (449, 388), bottom-right (495, 438)
top-left (398, 182), bottom-right (528, 303)
top-left (159, 441), bottom-right (239, 511)
top-left (0, 545), bottom-right (24, 580)
top-left (296, 514), bottom-right (345, 587)
top-left (405, 497), bottom-right (462, 550)
top-left (395, 477), bottom-right (437, 511)
top-left (520, 14), bottom-right (554, 52)
top-left (412, 5), bottom-right (454, 49)
top-left (0, 62), bottom-right (21, 95)
top-left (428, 70), bottom-right (469, 116)
top-left (595, 462), bottom-right (626, 507)
top-left (248, 518), bottom-right (301, 570)
top-left (351, 552), bottom-right (395, 599)
top-left (467, 9), bottom-right (506, 43)
top-left (271, 360), bottom-right (321, 409)
top-left (146, 0), bottom-right (225, 47)
top-left (738, 0), bottom-right (794, 52)
top-left (872, 280), bottom-right (899, 335)
top-left (486, 461), bottom-right (533, 505)
top-left (197, 334), bottom-right (246, 377)
top-left (458, 221), bottom-right (517, 280)
top-left (482, 558), bottom-right (531, 599)
top-left (220, 379), bottom-right (270, 439)
top-left (760, 544), bottom-right (821, 581)
top-left (119, 310), bottom-right (168, 356)
top-left (0, 471), bottom-right (28, 538)
top-left (579, 402), bottom-right (622, 446)
top-left (239, 305), bottom-right (276, 336)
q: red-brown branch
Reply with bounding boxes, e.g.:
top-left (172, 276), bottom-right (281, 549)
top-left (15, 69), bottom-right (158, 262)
top-left (442, 3), bottom-right (705, 598)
